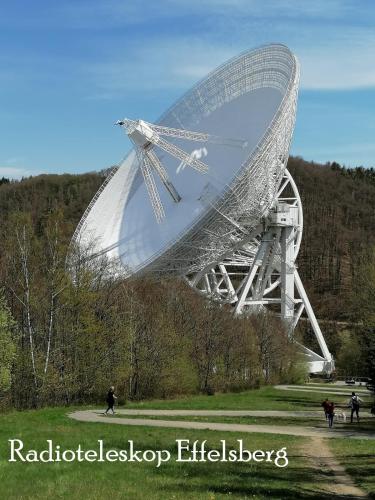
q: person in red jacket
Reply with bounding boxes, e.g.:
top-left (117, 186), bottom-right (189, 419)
top-left (321, 398), bottom-right (330, 420)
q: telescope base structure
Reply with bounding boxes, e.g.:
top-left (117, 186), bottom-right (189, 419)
top-left (186, 170), bottom-right (334, 375)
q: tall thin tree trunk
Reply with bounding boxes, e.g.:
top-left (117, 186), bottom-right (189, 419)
top-left (17, 226), bottom-right (37, 388)
top-left (44, 293), bottom-right (54, 374)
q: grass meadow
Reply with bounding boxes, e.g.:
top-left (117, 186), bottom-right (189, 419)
top-left (0, 386), bottom-right (373, 499)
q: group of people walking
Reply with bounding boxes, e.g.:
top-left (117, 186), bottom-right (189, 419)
top-left (103, 385), bottom-right (365, 428)
top-left (321, 392), bottom-right (363, 428)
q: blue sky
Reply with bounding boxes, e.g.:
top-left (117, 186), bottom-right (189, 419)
top-left (1, 0), bottom-right (375, 178)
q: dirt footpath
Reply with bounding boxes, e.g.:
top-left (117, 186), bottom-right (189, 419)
top-left (69, 409), bottom-right (375, 440)
top-left (302, 437), bottom-right (368, 498)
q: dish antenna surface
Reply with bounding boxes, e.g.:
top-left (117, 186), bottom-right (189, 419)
top-left (72, 44), bottom-right (334, 374)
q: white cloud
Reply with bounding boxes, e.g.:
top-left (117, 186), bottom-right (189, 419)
top-left (54, 0), bottom-right (356, 29)
top-left (4, 1), bottom-right (375, 97)
top-left (297, 28), bottom-right (375, 90)
top-left (299, 142), bottom-right (375, 156)
top-left (0, 157), bottom-right (43, 179)
top-left (0, 167), bottom-right (43, 180)
top-left (84, 40), bottom-right (235, 97)
top-left (4, 156), bottom-right (26, 166)
top-left (84, 28), bottom-right (375, 99)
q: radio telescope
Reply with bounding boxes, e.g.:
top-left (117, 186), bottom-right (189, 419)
top-left (72, 44), bottom-right (334, 374)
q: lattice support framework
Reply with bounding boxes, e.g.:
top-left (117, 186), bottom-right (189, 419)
top-left (185, 169), bottom-right (334, 374)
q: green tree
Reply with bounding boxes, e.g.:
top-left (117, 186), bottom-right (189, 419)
top-left (335, 331), bottom-right (363, 377)
top-left (351, 247), bottom-right (375, 382)
top-left (0, 289), bottom-right (16, 392)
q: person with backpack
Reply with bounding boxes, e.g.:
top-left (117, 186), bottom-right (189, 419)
top-left (348, 391), bottom-right (363, 423)
top-left (105, 386), bottom-right (118, 415)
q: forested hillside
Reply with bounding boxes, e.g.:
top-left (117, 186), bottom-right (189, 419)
top-left (0, 172), bottom-right (103, 237)
top-left (1, 158), bottom-right (373, 321)
top-left (288, 158), bottom-right (375, 320)
top-left (0, 158), bottom-right (374, 409)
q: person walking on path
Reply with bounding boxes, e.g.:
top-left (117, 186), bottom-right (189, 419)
top-left (326, 401), bottom-right (335, 428)
top-left (349, 392), bottom-right (363, 423)
top-left (105, 386), bottom-right (117, 415)
top-left (321, 398), bottom-right (330, 420)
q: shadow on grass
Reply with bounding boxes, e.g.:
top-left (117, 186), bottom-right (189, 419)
top-left (340, 453), bottom-right (375, 499)
top-left (137, 440), bottom-right (341, 500)
top-left (156, 460), bottom-right (339, 499)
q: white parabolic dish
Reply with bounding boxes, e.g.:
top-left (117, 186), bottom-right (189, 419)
top-left (73, 44), bottom-right (300, 277)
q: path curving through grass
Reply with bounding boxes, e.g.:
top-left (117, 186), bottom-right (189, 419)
top-left (69, 409), bottom-right (375, 440)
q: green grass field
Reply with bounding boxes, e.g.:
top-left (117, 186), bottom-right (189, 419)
top-left (124, 385), bottom-right (373, 411)
top-left (0, 386), bottom-right (373, 499)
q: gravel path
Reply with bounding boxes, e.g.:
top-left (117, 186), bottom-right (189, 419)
top-left (275, 385), bottom-right (371, 396)
top-left (71, 408), bottom-right (373, 418)
top-left (69, 409), bottom-right (375, 440)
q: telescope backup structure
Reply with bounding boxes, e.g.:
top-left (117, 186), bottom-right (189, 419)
top-left (72, 44), bottom-right (334, 374)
